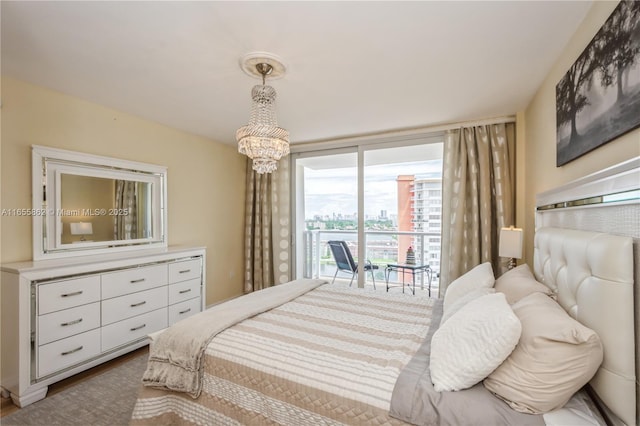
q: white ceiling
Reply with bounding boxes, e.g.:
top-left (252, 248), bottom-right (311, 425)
top-left (1, 1), bottom-right (592, 147)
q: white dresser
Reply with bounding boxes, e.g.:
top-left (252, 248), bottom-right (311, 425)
top-left (0, 246), bottom-right (206, 407)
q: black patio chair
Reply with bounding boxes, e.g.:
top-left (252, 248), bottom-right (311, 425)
top-left (327, 240), bottom-right (378, 289)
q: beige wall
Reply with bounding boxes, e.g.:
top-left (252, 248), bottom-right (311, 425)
top-left (521, 1), bottom-right (640, 265)
top-left (1, 77), bottom-right (247, 305)
top-left (59, 175), bottom-right (115, 244)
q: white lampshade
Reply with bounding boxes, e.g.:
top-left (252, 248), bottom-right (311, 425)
top-left (499, 227), bottom-right (523, 259)
top-left (70, 222), bottom-right (93, 236)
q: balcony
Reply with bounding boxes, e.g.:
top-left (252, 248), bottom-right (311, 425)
top-left (302, 229), bottom-right (440, 297)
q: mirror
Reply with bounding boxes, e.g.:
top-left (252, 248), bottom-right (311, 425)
top-left (32, 146), bottom-right (167, 260)
top-left (59, 175), bottom-right (154, 244)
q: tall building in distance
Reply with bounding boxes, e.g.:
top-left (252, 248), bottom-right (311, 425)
top-left (396, 175), bottom-right (442, 276)
top-left (396, 175), bottom-right (415, 267)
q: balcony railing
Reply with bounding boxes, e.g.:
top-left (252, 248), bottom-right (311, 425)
top-left (302, 229), bottom-right (440, 295)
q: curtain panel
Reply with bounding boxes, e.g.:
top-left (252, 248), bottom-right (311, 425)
top-left (114, 180), bottom-right (138, 240)
top-left (243, 158), bottom-right (292, 293)
top-left (439, 123), bottom-right (516, 295)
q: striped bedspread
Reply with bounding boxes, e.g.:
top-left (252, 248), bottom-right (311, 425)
top-left (131, 283), bottom-right (436, 425)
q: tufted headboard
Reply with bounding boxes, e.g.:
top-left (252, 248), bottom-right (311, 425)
top-left (534, 158), bottom-right (639, 426)
top-left (533, 228), bottom-right (635, 426)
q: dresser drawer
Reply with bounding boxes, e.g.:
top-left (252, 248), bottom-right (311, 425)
top-left (168, 278), bottom-right (201, 304)
top-left (38, 276), bottom-right (101, 315)
top-left (101, 286), bottom-right (168, 325)
top-left (38, 302), bottom-right (101, 345)
top-left (102, 308), bottom-right (168, 351)
top-left (101, 264), bottom-right (168, 299)
top-left (168, 259), bottom-right (201, 283)
top-left (37, 328), bottom-right (101, 378)
top-left (169, 297), bottom-right (202, 325)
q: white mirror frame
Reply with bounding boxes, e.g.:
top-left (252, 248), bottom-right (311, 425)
top-left (32, 145), bottom-right (168, 260)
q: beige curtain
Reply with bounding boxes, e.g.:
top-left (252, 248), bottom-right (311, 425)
top-left (439, 123), bottom-right (515, 295)
top-left (243, 157), bottom-right (291, 293)
top-left (114, 180), bottom-right (138, 240)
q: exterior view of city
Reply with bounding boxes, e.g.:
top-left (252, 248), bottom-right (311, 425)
top-left (304, 174), bottom-right (442, 295)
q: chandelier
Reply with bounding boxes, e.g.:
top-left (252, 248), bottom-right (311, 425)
top-left (236, 54), bottom-right (290, 174)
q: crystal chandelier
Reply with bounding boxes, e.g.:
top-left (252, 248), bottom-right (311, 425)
top-left (236, 59), bottom-right (290, 174)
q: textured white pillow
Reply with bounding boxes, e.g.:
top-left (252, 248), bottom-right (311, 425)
top-left (430, 293), bottom-right (521, 392)
top-left (441, 287), bottom-right (495, 324)
top-left (443, 262), bottom-right (495, 311)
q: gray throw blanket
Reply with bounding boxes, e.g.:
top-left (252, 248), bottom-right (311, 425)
top-left (142, 278), bottom-right (327, 398)
top-left (389, 298), bottom-right (544, 426)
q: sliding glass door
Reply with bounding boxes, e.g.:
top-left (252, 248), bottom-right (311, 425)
top-left (363, 144), bottom-right (443, 294)
top-left (292, 135), bottom-right (443, 293)
top-left (292, 149), bottom-right (358, 282)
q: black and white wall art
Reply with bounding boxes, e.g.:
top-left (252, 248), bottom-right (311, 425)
top-left (556, 0), bottom-right (640, 167)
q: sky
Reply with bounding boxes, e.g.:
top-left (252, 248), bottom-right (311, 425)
top-left (304, 159), bottom-right (443, 219)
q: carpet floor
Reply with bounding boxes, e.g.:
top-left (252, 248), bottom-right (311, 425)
top-left (2, 352), bottom-right (148, 426)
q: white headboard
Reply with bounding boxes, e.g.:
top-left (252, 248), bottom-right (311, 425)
top-left (535, 157), bottom-right (639, 426)
top-left (534, 227), bottom-right (635, 426)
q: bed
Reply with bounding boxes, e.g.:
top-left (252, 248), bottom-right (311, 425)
top-left (131, 160), bottom-right (638, 426)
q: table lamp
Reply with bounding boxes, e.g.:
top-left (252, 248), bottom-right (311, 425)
top-left (70, 221), bottom-right (93, 242)
top-left (499, 226), bottom-right (523, 270)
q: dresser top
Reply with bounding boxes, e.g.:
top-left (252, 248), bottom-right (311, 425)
top-left (1, 245), bottom-right (206, 277)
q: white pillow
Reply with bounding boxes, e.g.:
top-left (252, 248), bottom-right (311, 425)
top-left (443, 262), bottom-right (495, 311)
top-left (441, 287), bottom-right (495, 324)
top-left (430, 293), bottom-right (521, 392)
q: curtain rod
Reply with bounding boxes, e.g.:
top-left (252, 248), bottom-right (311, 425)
top-left (290, 115), bottom-right (516, 153)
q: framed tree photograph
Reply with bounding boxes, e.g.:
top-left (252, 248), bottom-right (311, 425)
top-left (556, 0), bottom-right (640, 167)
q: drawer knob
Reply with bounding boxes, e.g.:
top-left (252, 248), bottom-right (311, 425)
top-left (61, 346), bottom-right (83, 356)
top-left (179, 308), bottom-right (192, 315)
top-left (178, 269), bottom-right (191, 274)
top-left (130, 324), bottom-right (146, 331)
top-left (61, 290), bottom-right (83, 298)
top-left (61, 318), bottom-right (83, 327)
top-left (178, 289), bottom-right (192, 294)
top-left (130, 301), bottom-right (147, 308)
top-left (130, 278), bottom-right (146, 283)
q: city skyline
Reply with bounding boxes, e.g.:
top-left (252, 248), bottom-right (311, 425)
top-left (304, 159), bottom-right (443, 220)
